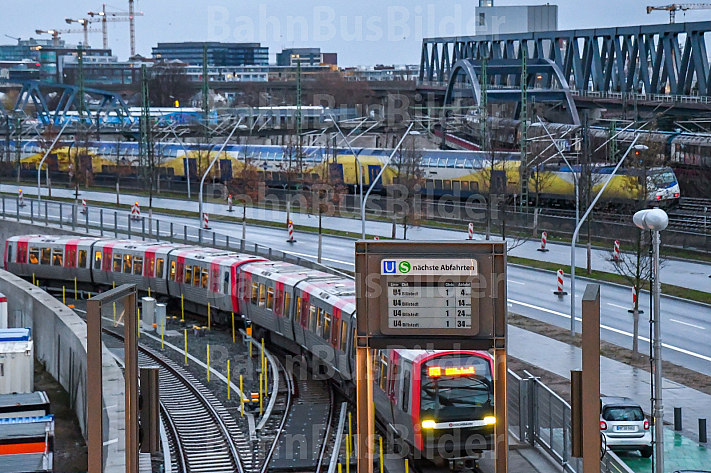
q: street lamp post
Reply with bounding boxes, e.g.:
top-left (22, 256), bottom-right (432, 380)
top-left (570, 136), bottom-right (647, 334)
top-left (361, 124), bottom-right (418, 238)
top-left (633, 208), bottom-right (668, 473)
top-left (327, 116), bottom-right (365, 238)
top-left (199, 117), bottom-right (243, 226)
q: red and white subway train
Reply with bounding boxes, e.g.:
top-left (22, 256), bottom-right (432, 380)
top-left (3, 234), bottom-right (495, 469)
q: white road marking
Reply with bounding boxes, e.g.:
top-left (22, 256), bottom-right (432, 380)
top-left (283, 250), bottom-right (355, 267)
top-left (607, 303), bottom-right (630, 310)
top-left (670, 319), bottom-right (706, 330)
top-left (509, 299), bottom-right (711, 363)
top-left (508, 279), bottom-right (525, 285)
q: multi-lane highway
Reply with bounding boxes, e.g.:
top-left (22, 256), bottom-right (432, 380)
top-left (3, 187), bottom-right (711, 377)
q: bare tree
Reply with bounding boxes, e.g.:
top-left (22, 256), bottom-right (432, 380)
top-left (391, 134), bottom-right (425, 240)
top-left (229, 145), bottom-right (262, 241)
top-left (148, 62), bottom-right (193, 107)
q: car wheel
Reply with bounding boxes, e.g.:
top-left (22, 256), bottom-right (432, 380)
top-left (640, 447), bottom-right (653, 458)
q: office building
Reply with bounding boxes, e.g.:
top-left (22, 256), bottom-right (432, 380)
top-left (276, 48), bottom-right (337, 67)
top-left (475, 2), bottom-right (558, 35)
top-left (152, 42), bottom-right (269, 66)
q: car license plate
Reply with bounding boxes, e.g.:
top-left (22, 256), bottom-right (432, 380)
top-left (615, 425), bottom-right (636, 432)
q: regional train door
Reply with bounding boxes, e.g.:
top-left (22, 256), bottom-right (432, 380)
top-left (184, 158), bottom-right (197, 179)
top-left (368, 165), bottom-right (382, 188)
top-left (220, 159), bottom-right (233, 181)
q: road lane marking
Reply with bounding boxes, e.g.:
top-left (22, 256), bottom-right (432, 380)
top-left (509, 299), bottom-right (711, 363)
top-left (282, 250), bottom-right (355, 268)
top-left (508, 279), bottom-right (525, 285)
top-left (670, 319), bottom-right (706, 330)
top-left (607, 303), bottom-right (630, 310)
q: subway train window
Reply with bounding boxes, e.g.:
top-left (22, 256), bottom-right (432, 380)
top-left (193, 266), bottom-right (201, 287)
top-left (41, 248), bottom-right (51, 265)
top-left (283, 293), bottom-right (291, 318)
top-left (133, 256), bottom-right (143, 275)
top-left (113, 254), bottom-right (122, 272)
top-left (78, 250), bottom-right (87, 268)
top-left (169, 261), bottom-right (176, 281)
top-left (340, 321), bottom-right (348, 352)
top-left (266, 287), bottom-right (274, 311)
top-left (157, 258), bottom-right (165, 278)
top-left (52, 249), bottom-right (63, 266)
top-left (201, 268), bottom-right (208, 288)
top-left (323, 312), bottom-right (331, 341)
top-left (258, 283), bottom-right (266, 307)
top-left (185, 266), bottom-right (193, 285)
top-left (94, 251), bottom-right (102, 270)
top-left (252, 282), bottom-right (258, 305)
top-left (29, 248), bottom-right (39, 264)
top-left (123, 255), bottom-right (132, 274)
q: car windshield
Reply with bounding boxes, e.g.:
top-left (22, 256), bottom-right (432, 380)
top-left (603, 406), bottom-right (644, 422)
top-left (420, 356), bottom-right (493, 421)
top-left (651, 170), bottom-right (676, 186)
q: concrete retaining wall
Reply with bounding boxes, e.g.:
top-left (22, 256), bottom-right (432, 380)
top-left (0, 268), bottom-right (126, 472)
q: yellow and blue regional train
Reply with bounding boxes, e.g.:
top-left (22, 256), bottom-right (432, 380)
top-left (13, 139), bottom-right (680, 207)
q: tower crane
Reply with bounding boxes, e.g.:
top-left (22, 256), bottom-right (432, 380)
top-left (35, 28), bottom-right (100, 47)
top-left (646, 4), bottom-right (711, 23)
top-left (88, 2), bottom-right (143, 55)
top-left (64, 18), bottom-right (95, 48)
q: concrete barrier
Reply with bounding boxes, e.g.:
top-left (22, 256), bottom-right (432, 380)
top-left (0, 269), bottom-right (126, 473)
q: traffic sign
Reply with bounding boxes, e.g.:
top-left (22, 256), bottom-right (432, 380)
top-left (355, 241), bottom-right (507, 350)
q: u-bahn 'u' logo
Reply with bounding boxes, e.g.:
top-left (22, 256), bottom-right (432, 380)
top-left (383, 260), bottom-right (396, 274)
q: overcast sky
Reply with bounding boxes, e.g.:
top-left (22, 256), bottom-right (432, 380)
top-left (2, 0), bottom-right (709, 66)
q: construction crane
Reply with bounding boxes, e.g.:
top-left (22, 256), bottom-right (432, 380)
top-left (64, 18), bottom-right (95, 48)
top-left (88, 2), bottom-right (143, 55)
top-left (35, 28), bottom-right (100, 47)
top-left (646, 3), bottom-right (711, 23)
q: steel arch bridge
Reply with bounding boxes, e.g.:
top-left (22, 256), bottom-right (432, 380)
top-left (443, 58), bottom-right (581, 125)
top-left (0, 79), bottom-right (134, 128)
top-left (421, 21), bottom-right (711, 97)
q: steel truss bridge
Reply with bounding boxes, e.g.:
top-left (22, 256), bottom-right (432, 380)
top-left (0, 79), bottom-right (134, 128)
top-left (420, 21), bottom-right (711, 107)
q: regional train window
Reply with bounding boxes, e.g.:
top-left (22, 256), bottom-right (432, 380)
top-left (461, 181), bottom-right (469, 191)
top-left (258, 284), bottom-right (266, 307)
top-left (133, 256), bottom-right (143, 275)
top-left (340, 321), bottom-right (348, 352)
top-left (251, 282), bottom-right (259, 305)
top-left (52, 249), bottom-right (63, 266)
top-left (113, 254), bottom-right (122, 272)
top-left (123, 255), bottom-right (132, 274)
top-left (185, 266), bottom-right (193, 285)
top-left (201, 268), bottom-right (208, 289)
top-left (40, 248), bottom-right (51, 265)
top-left (309, 305), bottom-right (317, 332)
top-left (169, 261), bottom-right (176, 281)
top-left (323, 312), bottom-right (331, 341)
top-left (156, 258), bottom-right (165, 278)
top-left (443, 180), bottom-right (452, 190)
top-left (266, 287), bottom-right (274, 311)
top-left (29, 248), bottom-right (39, 265)
top-left (94, 251), bottom-right (102, 270)
top-left (283, 293), bottom-right (291, 319)
top-left (402, 371), bottom-right (411, 412)
top-left (78, 250), bottom-right (87, 268)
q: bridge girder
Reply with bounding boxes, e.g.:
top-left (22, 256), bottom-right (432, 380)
top-left (422, 21), bottom-right (711, 97)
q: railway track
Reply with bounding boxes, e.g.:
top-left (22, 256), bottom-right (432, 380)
top-left (103, 329), bottom-right (246, 473)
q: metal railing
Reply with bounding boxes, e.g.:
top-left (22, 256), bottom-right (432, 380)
top-left (0, 195), bottom-right (352, 279)
top-left (507, 371), bottom-right (635, 473)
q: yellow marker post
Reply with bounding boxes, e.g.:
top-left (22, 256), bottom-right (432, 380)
top-left (137, 308), bottom-right (141, 338)
top-left (208, 303), bottom-right (211, 330)
top-left (346, 430), bottom-right (350, 473)
top-left (405, 459), bottom-right (408, 473)
top-left (379, 436), bottom-right (384, 473)
top-left (74, 277), bottom-right (77, 299)
top-left (339, 463), bottom-right (342, 473)
top-left (161, 320), bottom-right (165, 350)
top-left (259, 371), bottom-right (263, 415)
top-left (32, 273), bottom-right (35, 286)
top-left (207, 344), bottom-right (211, 382)
top-left (184, 330), bottom-right (188, 365)
top-left (348, 412), bottom-right (353, 458)
top-left (88, 292), bottom-right (91, 299)
top-left (148, 287), bottom-right (151, 298)
top-left (227, 360), bottom-right (231, 400)
top-left (181, 293), bottom-right (185, 322)
top-left (113, 281), bottom-right (115, 289)
top-left (62, 286), bottom-right (66, 305)
top-left (231, 312), bottom-right (235, 343)
top-left (240, 375), bottom-right (244, 417)
top-left (113, 302), bottom-right (116, 325)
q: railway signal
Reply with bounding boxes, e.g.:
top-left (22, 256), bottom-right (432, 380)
top-left (538, 232), bottom-right (549, 252)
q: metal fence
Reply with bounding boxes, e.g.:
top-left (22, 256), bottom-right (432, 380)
top-left (508, 371), bottom-right (635, 473)
top-left (0, 195), bottom-right (352, 279)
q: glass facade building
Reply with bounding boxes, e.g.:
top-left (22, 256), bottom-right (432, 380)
top-left (152, 42), bottom-right (269, 66)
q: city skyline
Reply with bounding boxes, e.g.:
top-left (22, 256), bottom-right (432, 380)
top-left (3, 0), bottom-right (711, 66)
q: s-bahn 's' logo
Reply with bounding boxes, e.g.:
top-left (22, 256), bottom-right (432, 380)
top-left (398, 261), bottom-right (411, 274)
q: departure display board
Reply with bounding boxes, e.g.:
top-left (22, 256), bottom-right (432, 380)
top-left (355, 241), bottom-right (507, 350)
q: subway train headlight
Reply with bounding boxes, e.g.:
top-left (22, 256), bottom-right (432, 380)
top-left (421, 420), bottom-right (436, 429)
top-left (483, 416), bottom-right (496, 425)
